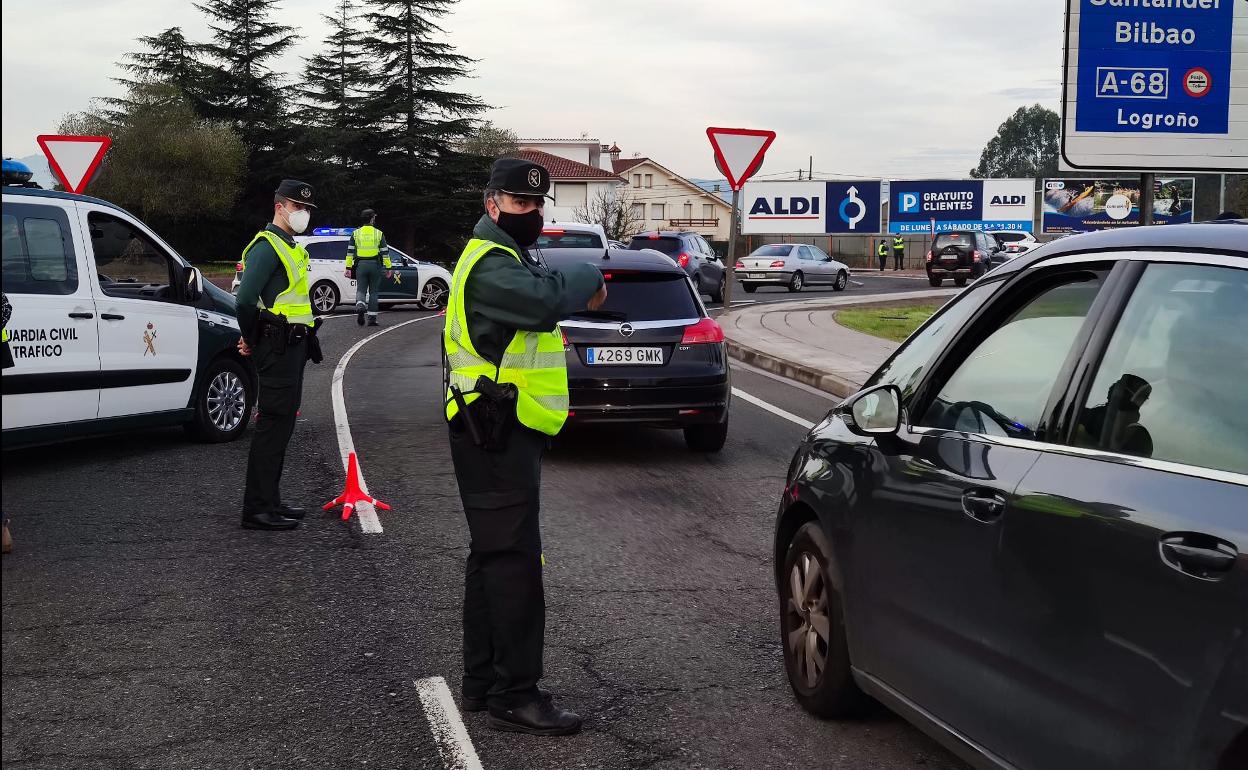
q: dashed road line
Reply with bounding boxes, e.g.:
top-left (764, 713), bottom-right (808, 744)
top-left (731, 387), bottom-right (816, 430)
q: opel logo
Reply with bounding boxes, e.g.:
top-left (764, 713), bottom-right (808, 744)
top-left (618, 323), bottom-right (635, 338)
top-left (528, 168), bottom-right (541, 188)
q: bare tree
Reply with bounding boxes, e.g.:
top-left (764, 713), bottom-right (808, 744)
top-left (574, 186), bottom-right (643, 242)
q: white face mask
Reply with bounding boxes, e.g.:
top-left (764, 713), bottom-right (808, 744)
top-left (286, 208), bottom-right (311, 234)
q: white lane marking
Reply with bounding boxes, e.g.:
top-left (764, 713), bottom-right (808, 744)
top-left (416, 677), bottom-right (484, 770)
top-left (849, 280), bottom-right (864, 287)
top-left (331, 315), bottom-right (441, 533)
top-left (732, 387), bottom-right (816, 431)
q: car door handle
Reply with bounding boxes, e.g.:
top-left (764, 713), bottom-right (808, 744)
top-left (100, 313), bottom-right (126, 321)
top-left (67, 311), bottom-right (94, 319)
top-left (961, 489), bottom-right (1007, 523)
top-left (1159, 533), bottom-right (1238, 580)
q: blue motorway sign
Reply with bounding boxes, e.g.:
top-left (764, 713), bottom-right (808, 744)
top-left (888, 180), bottom-right (1034, 234)
top-left (1074, 0), bottom-right (1234, 135)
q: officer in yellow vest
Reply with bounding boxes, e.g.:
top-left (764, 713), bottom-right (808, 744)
top-left (345, 209), bottom-right (392, 327)
top-left (235, 179), bottom-right (321, 531)
top-left (893, 234), bottom-right (906, 270)
top-left (444, 158), bottom-right (606, 736)
top-left (877, 239), bottom-right (888, 271)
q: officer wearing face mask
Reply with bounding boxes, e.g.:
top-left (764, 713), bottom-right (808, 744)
top-left (234, 179), bottom-right (323, 531)
top-left (443, 158), bottom-right (606, 736)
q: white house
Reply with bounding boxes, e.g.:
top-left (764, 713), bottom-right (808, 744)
top-left (610, 150), bottom-right (733, 243)
top-left (516, 139), bottom-right (625, 224)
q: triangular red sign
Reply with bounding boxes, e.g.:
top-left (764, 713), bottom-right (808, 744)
top-left (706, 127), bottom-right (776, 191)
top-left (37, 134), bottom-right (112, 194)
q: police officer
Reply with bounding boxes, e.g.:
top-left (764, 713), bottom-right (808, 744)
top-left (235, 179), bottom-right (322, 531)
top-left (444, 158), bottom-right (606, 736)
top-left (346, 209), bottom-right (392, 327)
top-left (877, 239), bottom-right (888, 271)
top-left (893, 234), bottom-right (906, 270)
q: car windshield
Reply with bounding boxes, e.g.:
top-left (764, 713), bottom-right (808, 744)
top-left (934, 234), bottom-right (974, 249)
top-left (567, 271), bottom-right (697, 321)
top-left (536, 231), bottom-right (603, 249)
top-left (750, 245), bottom-right (793, 257)
top-left (628, 236), bottom-right (681, 256)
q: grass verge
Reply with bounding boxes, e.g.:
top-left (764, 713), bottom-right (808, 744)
top-left (834, 303), bottom-right (941, 342)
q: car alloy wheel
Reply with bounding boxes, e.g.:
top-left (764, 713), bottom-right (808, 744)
top-left (421, 279), bottom-right (448, 310)
top-left (312, 282), bottom-right (338, 314)
top-left (789, 272), bottom-right (804, 292)
top-left (834, 271), bottom-right (848, 291)
top-left (206, 369), bottom-right (247, 432)
top-left (786, 551), bottom-right (830, 688)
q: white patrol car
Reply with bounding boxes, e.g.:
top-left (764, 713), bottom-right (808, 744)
top-left (2, 185), bottom-right (255, 447)
top-left (230, 228), bottom-right (451, 315)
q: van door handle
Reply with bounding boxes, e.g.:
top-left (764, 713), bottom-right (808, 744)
top-left (1160, 533), bottom-right (1237, 580)
top-left (100, 313), bottom-right (126, 321)
top-left (67, 312), bottom-right (94, 319)
top-left (961, 489), bottom-right (1007, 523)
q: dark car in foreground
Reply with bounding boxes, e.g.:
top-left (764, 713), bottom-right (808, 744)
top-left (774, 223), bottom-right (1247, 770)
top-left (925, 230), bottom-right (1004, 286)
top-left (626, 230), bottom-right (726, 303)
top-left (541, 247), bottom-right (731, 451)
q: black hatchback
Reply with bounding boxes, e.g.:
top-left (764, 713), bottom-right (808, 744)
top-left (540, 247), bottom-right (731, 452)
top-left (774, 224), bottom-right (1247, 770)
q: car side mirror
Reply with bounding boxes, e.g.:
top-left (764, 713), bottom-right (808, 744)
top-left (840, 384), bottom-right (902, 436)
top-left (183, 265), bottom-right (204, 302)
top-left (823, 255), bottom-right (834, 262)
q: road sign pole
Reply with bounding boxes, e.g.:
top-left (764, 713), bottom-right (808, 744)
top-left (1220, 173), bottom-right (1227, 213)
top-left (723, 187), bottom-right (740, 314)
top-left (1139, 172), bottom-right (1155, 226)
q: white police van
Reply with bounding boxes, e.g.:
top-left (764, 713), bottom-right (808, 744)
top-left (2, 183), bottom-right (255, 447)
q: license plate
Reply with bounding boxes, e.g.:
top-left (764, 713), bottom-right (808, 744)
top-left (746, 273), bottom-right (768, 279)
top-left (586, 347), bottom-right (664, 365)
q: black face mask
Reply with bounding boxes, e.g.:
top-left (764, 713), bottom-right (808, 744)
top-left (495, 209), bottom-right (544, 248)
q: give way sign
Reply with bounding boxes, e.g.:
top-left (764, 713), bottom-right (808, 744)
top-left (706, 127), bottom-right (776, 191)
top-left (37, 134), bottom-right (112, 194)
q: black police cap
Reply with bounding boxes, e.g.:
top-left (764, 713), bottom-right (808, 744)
top-left (275, 179), bottom-right (317, 208)
top-left (488, 158), bottom-right (553, 199)
top-left (361, 208), bottom-right (376, 220)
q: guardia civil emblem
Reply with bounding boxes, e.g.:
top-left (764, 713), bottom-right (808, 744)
top-left (528, 168), bottom-right (541, 188)
top-left (143, 322), bottom-right (157, 356)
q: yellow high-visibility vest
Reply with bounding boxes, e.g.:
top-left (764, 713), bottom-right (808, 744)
top-left (240, 231), bottom-right (314, 326)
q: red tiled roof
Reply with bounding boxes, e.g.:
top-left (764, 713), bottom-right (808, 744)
top-left (517, 149), bottom-right (621, 180)
top-left (612, 157), bottom-right (648, 174)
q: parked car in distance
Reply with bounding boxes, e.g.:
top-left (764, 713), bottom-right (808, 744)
top-left (535, 221), bottom-right (607, 250)
top-left (925, 230), bottom-right (1000, 287)
top-left (774, 222), bottom-right (1247, 770)
top-left (736, 243), bottom-right (849, 293)
top-left (990, 230), bottom-right (1040, 258)
top-left (626, 230), bottom-right (726, 303)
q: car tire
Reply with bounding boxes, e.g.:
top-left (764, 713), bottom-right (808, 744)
top-left (742, 283), bottom-right (758, 294)
top-left (710, 275), bottom-right (726, 304)
top-left (311, 280), bottom-right (339, 316)
top-left (684, 420), bottom-right (727, 452)
top-left (833, 270), bottom-right (848, 292)
top-left (954, 276), bottom-right (968, 287)
top-left (420, 278), bottom-right (449, 310)
top-left (928, 276), bottom-right (943, 287)
top-left (788, 271), bottom-right (804, 293)
top-left (185, 356), bottom-right (253, 443)
top-left (781, 521), bottom-right (868, 718)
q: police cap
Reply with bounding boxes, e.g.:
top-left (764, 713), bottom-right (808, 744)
top-left (361, 208), bottom-right (376, 220)
top-left (487, 158), bottom-right (553, 199)
top-left (275, 179), bottom-right (317, 208)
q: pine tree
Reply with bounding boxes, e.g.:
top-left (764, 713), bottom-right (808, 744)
top-left (299, 0), bottom-right (370, 134)
top-left (107, 27), bottom-right (211, 119)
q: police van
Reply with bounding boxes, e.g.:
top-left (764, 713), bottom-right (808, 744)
top-left (2, 181), bottom-right (255, 447)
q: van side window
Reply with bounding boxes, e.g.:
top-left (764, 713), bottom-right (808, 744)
top-left (88, 212), bottom-right (177, 302)
top-left (305, 241), bottom-right (347, 261)
top-left (1, 205), bottom-right (79, 295)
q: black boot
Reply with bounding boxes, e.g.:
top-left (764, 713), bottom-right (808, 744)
top-left (274, 504), bottom-right (306, 520)
top-left (356, 305), bottom-right (366, 326)
top-left (241, 511), bottom-right (299, 531)
top-left (462, 687), bottom-right (551, 714)
top-left (367, 316), bottom-right (379, 327)
top-left (488, 698), bottom-right (582, 736)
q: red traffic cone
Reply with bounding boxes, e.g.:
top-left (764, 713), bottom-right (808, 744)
top-left (323, 452), bottom-right (391, 521)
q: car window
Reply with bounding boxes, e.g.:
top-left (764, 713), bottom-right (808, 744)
top-left (306, 241), bottom-right (348, 261)
top-left (995, 232), bottom-right (1028, 243)
top-left (88, 212), bottom-right (178, 302)
top-left (864, 280), bottom-right (996, 400)
top-left (917, 271), bottom-right (1105, 440)
top-left (933, 233), bottom-right (974, 250)
top-left (797, 246), bottom-right (814, 261)
top-left (809, 246), bottom-right (831, 262)
top-left (536, 231), bottom-right (604, 249)
top-left (569, 271), bottom-right (698, 321)
top-left (750, 245), bottom-right (793, 258)
top-left (628, 236), bottom-right (681, 256)
top-left (1073, 262), bottom-right (1248, 475)
top-left (1, 204), bottom-right (78, 295)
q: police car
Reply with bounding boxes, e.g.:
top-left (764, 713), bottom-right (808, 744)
top-left (2, 176), bottom-right (255, 447)
top-left (230, 228), bottom-right (451, 314)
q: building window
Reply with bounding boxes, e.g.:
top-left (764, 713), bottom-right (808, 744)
top-left (682, 203), bottom-right (693, 219)
top-left (630, 203), bottom-right (645, 221)
top-left (633, 174), bottom-right (641, 188)
top-left (650, 203), bottom-right (665, 220)
top-left (703, 204), bottom-right (714, 219)
top-left (644, 174), bottom-right (653, 188)
top-left (553, 183), bottom-right (587, 209)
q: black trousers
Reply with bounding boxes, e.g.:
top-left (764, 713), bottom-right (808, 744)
top-left (878, 253), bottom-right (887, 271)
top-left (448, 411), bottom-right (547, 708)
top-left (242, 335), bottom-right (308, 514)
top-left (894, 251), bottom-right (904, 269)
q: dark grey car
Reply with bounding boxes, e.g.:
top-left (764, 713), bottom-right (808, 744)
top-left (774, 223), bottom-right (1248, 770)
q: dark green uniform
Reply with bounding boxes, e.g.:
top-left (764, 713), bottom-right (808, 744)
top-left (451, 214), bottom-right (602, 709)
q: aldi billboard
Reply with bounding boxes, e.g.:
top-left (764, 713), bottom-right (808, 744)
top-left (1041, 177), bottom-right (1194, 233)
top-left (888, 179), bottom-right (1035, 234)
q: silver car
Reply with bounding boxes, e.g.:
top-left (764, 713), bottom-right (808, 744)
top-left (736, 243), bottom-right (850, 293)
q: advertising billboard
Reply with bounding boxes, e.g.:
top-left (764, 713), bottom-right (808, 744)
top-left (1041, 177), bottom-right (1194, 233)
top-left (888, 179), bottom-right (1034, 234)
top-left (741, 180), bottom-right (882, 235)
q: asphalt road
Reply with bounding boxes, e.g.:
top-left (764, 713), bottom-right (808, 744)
top-left (1, 276), bottom-right (961, 770)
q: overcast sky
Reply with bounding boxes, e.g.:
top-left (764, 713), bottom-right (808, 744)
top-left (2, 0), bottom-right (1063, 181)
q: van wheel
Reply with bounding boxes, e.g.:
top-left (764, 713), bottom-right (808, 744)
top-left (781, 522), bottom-right (868, 718)
top-left (311, 281), bottom-right (339, 315)
top-left (186, 357), bottom-right (253, 443)
top-left (684, 419), bottom-right (727, 452)
top-left (788, 272), bottom-right (804, 293)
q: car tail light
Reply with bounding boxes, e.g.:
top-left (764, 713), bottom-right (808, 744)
top-left (769, 260), bottom-right (786, 268)
top-left (648, 233), bottom-right (660, 240)
top-left (972, 250), bottom-right (982, 262)
top-left (235, 261), bottom-right (244, 272)
top-left (681, 318), bottom-right (724, 345)
top-left (926, 251), bottom-right (933, 263)
top-left (542, 228), bottom-right (564, 235)
top-left (560, 327), bottom-right (570, 347)
top-left (734, 260), bottom-right (745, 269)
top-left (677, 252), bottom-right (690, 268)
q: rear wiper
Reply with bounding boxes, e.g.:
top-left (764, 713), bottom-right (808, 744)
top-left (567, 309), bottom-right (627, 321)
